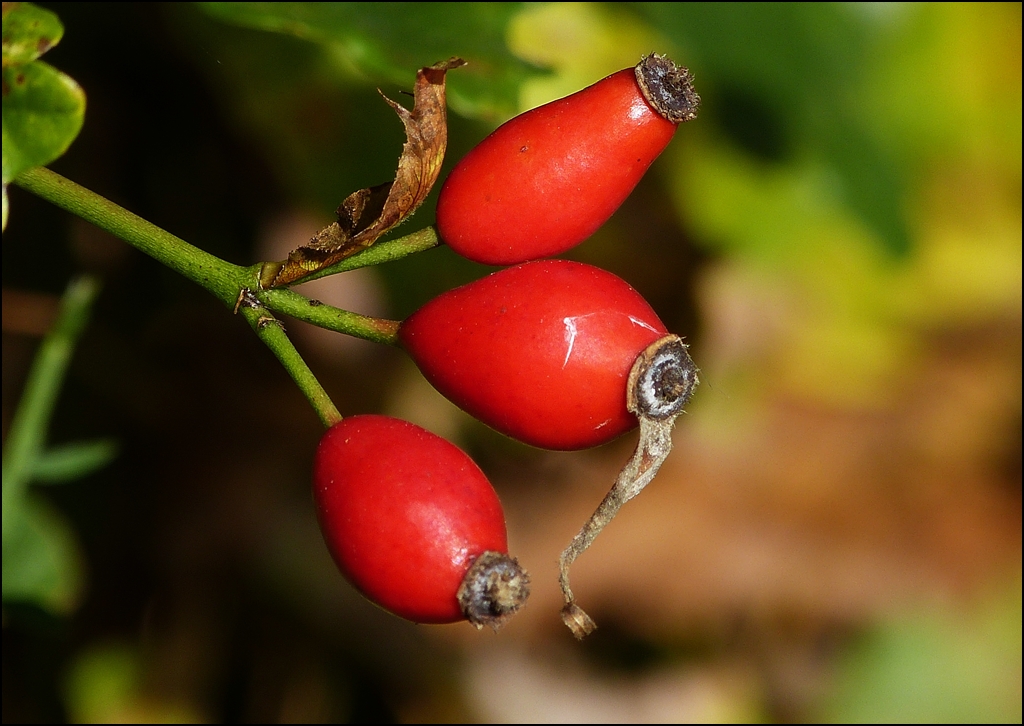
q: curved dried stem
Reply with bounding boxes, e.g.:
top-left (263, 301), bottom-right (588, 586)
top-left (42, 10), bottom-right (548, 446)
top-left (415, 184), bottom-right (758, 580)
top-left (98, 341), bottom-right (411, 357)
top-left (558, 335), bottom-right (698, 638)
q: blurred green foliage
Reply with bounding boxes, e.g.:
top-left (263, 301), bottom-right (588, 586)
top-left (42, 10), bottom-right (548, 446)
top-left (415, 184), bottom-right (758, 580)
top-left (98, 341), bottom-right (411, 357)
top-left (31, 438), bottom-right (119, 485)
top-left (2, 276), bottom-right (106, 614)
top-left (824, 581), bottom-right (1023, 723)
top-left (639, 2), bottom-right (911, 257)
top-left (63, 641), bottom-right (202, 723)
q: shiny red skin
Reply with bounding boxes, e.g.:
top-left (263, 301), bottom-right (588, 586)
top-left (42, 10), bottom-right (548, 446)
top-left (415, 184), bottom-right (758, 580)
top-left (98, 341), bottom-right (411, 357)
top-left (313, 415), bottom-right (508, 624)
top-left (436, 68), bottom-right (677, 265)
top-left (399, 260), bottom-right (668, 450)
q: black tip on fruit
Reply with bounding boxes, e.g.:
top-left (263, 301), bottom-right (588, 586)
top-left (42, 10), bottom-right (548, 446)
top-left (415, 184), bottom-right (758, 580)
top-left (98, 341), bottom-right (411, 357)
top-left (635, 54), bottom-right (700, 124)
top-left (628, 335), bottom-right (699, 421)
top-left (457, 551), bottom-right (530, 631)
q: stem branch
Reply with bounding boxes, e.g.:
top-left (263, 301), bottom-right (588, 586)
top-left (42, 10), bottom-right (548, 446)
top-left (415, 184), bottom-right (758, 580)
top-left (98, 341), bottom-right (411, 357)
top-left (271, 226), bottom-right (440, 286)
top-left (13, 167), bottom-right (346, 427)
top-left (236, 299), bottom-right (342, 428)
top-left (259, 288), bottom-right (400, 346)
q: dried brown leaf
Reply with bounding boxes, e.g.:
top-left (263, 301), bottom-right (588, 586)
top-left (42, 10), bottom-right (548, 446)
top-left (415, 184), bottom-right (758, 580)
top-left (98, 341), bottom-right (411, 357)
top-left (261, 57), bottom-right (465, 289)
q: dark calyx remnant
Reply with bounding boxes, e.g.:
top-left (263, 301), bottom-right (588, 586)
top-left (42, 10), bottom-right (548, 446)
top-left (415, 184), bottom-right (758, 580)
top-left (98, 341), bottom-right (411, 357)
top-left (635, 53), bottom-right (700, 125)
top-left (457, 550), bottom-right (530, 631)
top-left (631, 335), bottom-right (698, 421)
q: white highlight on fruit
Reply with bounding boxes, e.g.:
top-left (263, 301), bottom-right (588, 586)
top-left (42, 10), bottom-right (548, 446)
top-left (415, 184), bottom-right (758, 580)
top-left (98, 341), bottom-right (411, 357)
top-left (628, 315), bottom-right (660, 333)
top-left (562, 316), bottom-right (578, 368)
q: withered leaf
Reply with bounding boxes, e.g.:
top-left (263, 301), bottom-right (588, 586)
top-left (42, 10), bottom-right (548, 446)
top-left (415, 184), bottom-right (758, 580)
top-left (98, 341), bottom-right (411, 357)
top-left (261, 57), bottom-right (466, 289)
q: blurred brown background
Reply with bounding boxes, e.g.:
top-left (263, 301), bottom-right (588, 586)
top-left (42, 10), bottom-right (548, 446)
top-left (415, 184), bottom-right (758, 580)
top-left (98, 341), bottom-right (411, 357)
top-left (3, 3), bottom-right (1020, 722)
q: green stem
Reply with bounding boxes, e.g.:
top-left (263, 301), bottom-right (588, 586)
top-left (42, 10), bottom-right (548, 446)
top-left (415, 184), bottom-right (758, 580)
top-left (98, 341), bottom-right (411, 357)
top-left (2, 276), bottom-right (100, 536)
top-left (14, 167), bottom-right (246, 307)
top-left (237, 303), bottom-right (342, 428)
top-left (259, 288), bottom-right (401, 346)
top-left (12, 167), bottom-right (346, 427)
top-left (251, 228), bottom-right (435, 344)
top-left (287, 226), bottom-right (441, 284)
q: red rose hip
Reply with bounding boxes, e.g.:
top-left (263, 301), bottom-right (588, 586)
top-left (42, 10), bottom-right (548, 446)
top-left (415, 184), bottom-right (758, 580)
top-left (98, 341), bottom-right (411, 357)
top-left (436, 54), bottom-right (699, 265)
top-left (399, 260), bottom-right (674, 450)
top-left (313, 415), bottom-right (529, 628)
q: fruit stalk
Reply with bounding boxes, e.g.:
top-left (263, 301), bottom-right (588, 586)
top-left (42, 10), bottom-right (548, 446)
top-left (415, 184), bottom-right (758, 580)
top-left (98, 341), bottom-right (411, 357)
top-left (262, 226), bottom-right (440, 287)
top-left (259, 287), bottom-right (401, 346)
top-left (558, 335), bottom-right (698, 638)
top-left (234, 296), bottom-right (342, 428)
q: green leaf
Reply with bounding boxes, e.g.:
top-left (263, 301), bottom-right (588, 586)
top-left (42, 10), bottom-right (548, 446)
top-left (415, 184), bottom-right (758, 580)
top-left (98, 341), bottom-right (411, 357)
top-left (2, 60), bottom-right (85, 184)
top-left (197, 2), bottom-right (540, 120)
top-left (1, 494), bottom-right (84, 614)
top-left (2, 3), bottom-right (84, 230)
top-left (33, 439), bottom-right (120, 484)
top-left (2, 2), bottom-right (64, 66)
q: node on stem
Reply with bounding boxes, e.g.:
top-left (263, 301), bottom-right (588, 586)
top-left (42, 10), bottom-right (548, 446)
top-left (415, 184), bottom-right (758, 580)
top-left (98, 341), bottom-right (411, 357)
top-left (558, 335), bottom-right (698, 638)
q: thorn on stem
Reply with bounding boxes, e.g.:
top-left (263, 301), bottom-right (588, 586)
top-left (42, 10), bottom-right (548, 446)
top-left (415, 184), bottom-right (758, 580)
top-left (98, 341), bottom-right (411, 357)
top-left (256, 315), bottom-right (285, 331)
top-left (233, 287), bottom-right (260, 315)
